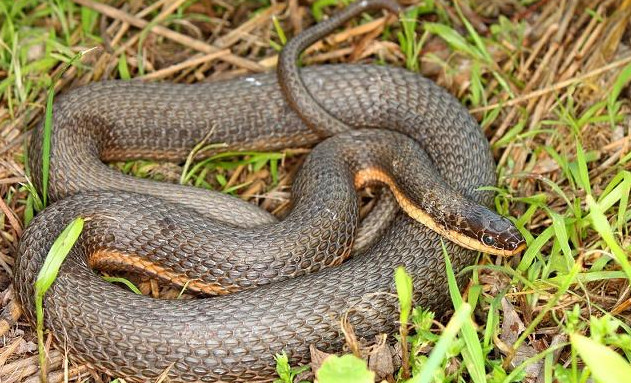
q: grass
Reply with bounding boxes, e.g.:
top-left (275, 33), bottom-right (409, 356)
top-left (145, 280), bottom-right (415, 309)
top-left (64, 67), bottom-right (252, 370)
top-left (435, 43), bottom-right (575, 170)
top-left (0, 0), bottom-right (631, 382)
top-left (41, 48), bottom-right (94, 208)
top-left (34, 216), bottom-right (84, 383)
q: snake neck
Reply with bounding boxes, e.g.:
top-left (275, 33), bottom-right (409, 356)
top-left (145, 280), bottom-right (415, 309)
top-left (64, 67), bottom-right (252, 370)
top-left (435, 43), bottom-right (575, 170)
top-left (342, 129), bottom-right (523, 256)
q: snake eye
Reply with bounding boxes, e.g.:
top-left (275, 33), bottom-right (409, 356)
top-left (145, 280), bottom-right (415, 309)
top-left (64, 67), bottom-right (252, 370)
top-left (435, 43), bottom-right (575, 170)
top-left (482, 234), bottom-right (496, 247)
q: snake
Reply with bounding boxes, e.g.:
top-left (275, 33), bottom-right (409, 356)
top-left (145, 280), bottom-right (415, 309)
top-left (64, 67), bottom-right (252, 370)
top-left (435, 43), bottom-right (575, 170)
top-left (14, 0), bottom-right (526, 381)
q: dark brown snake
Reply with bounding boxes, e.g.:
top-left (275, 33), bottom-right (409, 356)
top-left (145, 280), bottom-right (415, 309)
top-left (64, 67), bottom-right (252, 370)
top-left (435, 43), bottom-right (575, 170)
top-left (14, 1), bottom-right (526, 381)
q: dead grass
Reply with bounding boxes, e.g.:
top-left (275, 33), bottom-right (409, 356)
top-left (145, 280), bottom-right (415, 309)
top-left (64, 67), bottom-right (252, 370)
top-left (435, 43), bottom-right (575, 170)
top-left (0, 0), bottom-right (630, 382)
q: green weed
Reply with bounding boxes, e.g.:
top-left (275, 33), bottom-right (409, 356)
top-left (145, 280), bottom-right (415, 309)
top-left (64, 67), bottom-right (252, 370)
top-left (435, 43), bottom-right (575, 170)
top-left (274, 352), bottom-right (310, 383)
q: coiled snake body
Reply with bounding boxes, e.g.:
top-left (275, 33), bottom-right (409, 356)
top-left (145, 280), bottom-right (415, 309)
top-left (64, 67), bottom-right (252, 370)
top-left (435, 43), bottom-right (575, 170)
top-left (15, 1), bottom-right (524, 382)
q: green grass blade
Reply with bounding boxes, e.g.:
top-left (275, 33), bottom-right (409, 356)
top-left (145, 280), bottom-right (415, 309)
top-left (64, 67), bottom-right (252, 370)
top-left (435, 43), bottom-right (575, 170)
top-left (617, 173), bottom-right (630, 233)
top-left (272, 15), bottom-right (287, 46)
top-left (41, 81), bottom-right (53, 207)
top-left (548, 210), bottom-right (573, 269)
top-left (274, 352), bottom-right (293, 383)
top-left (442, 243), bottom-right (486, 383)
top-left (517, 226), bottom-right (553, 273)
top-left (395, 266), bottom-right (413, 325)
top-left (35, 217), bottom-right (84, 294)
top-left (574, 139), bottom-right (592, 196)
top-left (586, 195), bottom-right (631, 282)
top-left (41, 48), bottom-right (96, 207)
top-left (423, 23), bottom-right (480, 59)
top-left (270, 158), bottom-right (279, 185)
top-left (118, 53), bottom-right (131, 80)
top-left (24, 193), bottom-right (34, 226)
top-left (513, 260), bottom-right (580, 354)
top-left (80, 6), bottom-right (97, 36)
top-left (453, 1), bottom-right (491, 63)
top-left (607, 62), bottom-right (631, 126)
top-left (35, 216), bottom-right (84, 383)
top-left (395, 266), bottom-right (413, 379)
top-left (539, 271), bottom-right (627, 287)
top-left (102, 276), bottom-right (142, 295)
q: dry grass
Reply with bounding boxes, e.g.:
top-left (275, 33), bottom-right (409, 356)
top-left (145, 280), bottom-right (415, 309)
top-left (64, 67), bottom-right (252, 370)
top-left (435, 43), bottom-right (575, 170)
top-left (0, 0), bottom-right (630, 382)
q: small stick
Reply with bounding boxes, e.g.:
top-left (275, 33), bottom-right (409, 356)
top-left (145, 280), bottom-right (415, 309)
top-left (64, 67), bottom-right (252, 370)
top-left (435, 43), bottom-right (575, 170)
top-left (215, 4), bottom-right (285, 49)
top-left (139, 50), bottom-right (231, 80)
top-left (0, 337), bottom-right (23, 366)
top-left (256, 16), bottom-right (392, 69)
top-left (0, 197), bottom-right (21, 236)
top-left (518, 23), bottom-right (558, 79)
top-left (72, 0), bottom-right (265, 72)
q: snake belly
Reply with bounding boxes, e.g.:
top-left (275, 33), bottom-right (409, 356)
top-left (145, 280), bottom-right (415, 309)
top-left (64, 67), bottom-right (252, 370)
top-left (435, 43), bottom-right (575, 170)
top-left (15, 65), bottom-right (496, 382)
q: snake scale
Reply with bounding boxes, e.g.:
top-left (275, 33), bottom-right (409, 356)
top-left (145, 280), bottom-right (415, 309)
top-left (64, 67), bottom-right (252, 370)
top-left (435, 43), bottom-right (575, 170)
top-left (14, 1), bottom-right (524, 381)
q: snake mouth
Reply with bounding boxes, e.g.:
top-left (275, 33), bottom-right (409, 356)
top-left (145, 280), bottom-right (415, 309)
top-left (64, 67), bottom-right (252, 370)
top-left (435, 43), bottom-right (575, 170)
top-left (442, 233), bottom-right (526, 256)
top-left (354, 167), bottom-right (526, 256)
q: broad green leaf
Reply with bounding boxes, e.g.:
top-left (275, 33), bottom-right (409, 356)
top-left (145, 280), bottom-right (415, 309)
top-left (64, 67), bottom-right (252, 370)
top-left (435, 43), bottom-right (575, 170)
top-left (571, 334), bottom-right (631, 383)
top-left (316, 354), bottom-right (374, 383)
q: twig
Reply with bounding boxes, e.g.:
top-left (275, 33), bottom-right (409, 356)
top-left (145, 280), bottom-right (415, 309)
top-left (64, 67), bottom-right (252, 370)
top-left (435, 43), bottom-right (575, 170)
top-left (72, 0), bottom-right (265, 72)
top-left (0, 337), bottom-right (22, 366)
top-left (215, 4), bottom-right (285, 49)
top-left (139, 49), bottom-right (231, 80)
top-left (256, 16), bottom-right (392, 69)
top-left (109, 0), bottom-right (172, 53)
top-left (22, 365), bottom-right (90, 383)
top-left (0, 300), bottom-right (22, 338)
top-left (0, 177), bottom-right (27, 185)
top-left (0, 196), bottom-right (21, 236)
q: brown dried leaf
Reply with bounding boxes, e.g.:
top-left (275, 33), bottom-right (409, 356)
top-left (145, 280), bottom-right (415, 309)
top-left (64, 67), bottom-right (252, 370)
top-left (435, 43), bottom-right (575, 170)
top-left (310, 344), bottom-right (333, 373)
top-left (500, 297), bottom-right (525, 346)
top-left (513, 344), bottom-right (541, 382)
top-left (531, 158), bottom-right (560, 174)
top-left (367, 336), bottom-right (395, 382)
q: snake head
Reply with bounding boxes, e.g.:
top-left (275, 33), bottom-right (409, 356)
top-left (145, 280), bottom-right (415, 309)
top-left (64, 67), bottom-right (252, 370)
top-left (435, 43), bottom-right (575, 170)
top-left (450, 205), bottom-right (526, 256)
